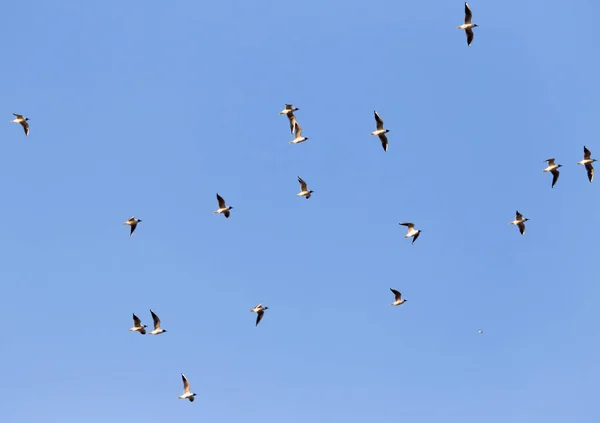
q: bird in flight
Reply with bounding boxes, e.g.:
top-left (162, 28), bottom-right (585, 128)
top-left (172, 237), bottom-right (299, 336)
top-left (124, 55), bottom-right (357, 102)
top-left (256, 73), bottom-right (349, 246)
top-left (250, 303), bottom-right (269, 326)
top-left (149, 309), bottom-right (167, 335)
top-left (128, 313), bottom-right (147, 335)
top-left (509, 210), bottom-right (529, 235)
top-left (123, 216), bottom-right (142, 236)
top-left (296, 176), bottom-right (314, 199)
top-left (279, 104), bottom-right (299, 134)
top-left (457, 2), bottom-right (478, 46)
top-left (577, 145), bottom-right (596, 183)
top-left (370, 110), bottom-right (389, 152)
top-left (214, 193), bottom-right (233, 218)
top-left (11, 113), bottom-right (29, 136)
top-left (178, 373), bottom-right (197, 402)
top-left (542, 158), bottom-right (562, 188)
top-left (389, 288), bottom-right (407, 306)
top-left (399, 222), bottom-right (421, 244)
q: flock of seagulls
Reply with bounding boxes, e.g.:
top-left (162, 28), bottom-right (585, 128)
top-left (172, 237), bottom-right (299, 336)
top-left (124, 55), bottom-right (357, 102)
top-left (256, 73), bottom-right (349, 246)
top-left (8, 2), bottom-right (593, 406)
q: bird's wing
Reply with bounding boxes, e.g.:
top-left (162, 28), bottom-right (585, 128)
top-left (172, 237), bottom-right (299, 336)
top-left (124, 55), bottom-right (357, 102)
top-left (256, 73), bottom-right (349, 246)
top-left (294, 122), bottom-right (303, 138)
top-left (298, 176), bottom-right (307, 191)
top-left (150, 309), bottom-right (161, 330)
top-left (466, 28), bottom-right (474, 46)
top-left (390, 288), bottom-right (402, 301)
top-left (21, 121), bottom-right (29, 135)
top-left (182, 374), bottom-right (190, 393)
top-left (412, 231), bottom-right (421, 244)
top-left (515, 211), bottom-right (522, 220)
top-left (13, 113), bottom-right (23, 119)
top-left (464, 2), bottom-right (472, 24)
top-left (586, 163), bottom-right (594, 182)
top-left (133, 313), bottom-right (142, 327)
top-left (288, 114), bottom-right (297, 134)
top-left (378, 133), bottom-right (388, 151)
top-left (584, 146), bottom-right (592, 159)
top-left (517, 222), bottom-right (526, 235)
top-left (400, 222), bottom-right (415, 230)
top-left (256, 310), bottom-right (264, 326)
top-left (374, 110), bottom-right (384, 130)
top-left (129, 222), bottom-right (137, 236)
top-left (216, 193), bottom-right (226, 208)
top-left (551, 169), bottom-right (560, 187)
top-left (224, 210), bottom-right (230, 218)
top-left (545, 158), bottom-right (556, 165)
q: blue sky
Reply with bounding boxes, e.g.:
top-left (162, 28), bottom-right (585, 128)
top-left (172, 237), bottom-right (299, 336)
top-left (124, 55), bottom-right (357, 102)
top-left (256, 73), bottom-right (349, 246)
top-left (2, 1), bottom-right (600, 422)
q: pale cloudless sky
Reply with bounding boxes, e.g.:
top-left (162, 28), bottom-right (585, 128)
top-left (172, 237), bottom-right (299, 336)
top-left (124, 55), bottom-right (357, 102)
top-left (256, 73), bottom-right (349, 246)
top-left (2, 1), bottom-right (600, 422)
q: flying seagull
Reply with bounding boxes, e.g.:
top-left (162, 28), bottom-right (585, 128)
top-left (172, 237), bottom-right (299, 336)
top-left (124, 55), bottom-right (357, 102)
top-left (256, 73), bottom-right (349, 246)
top-left (399, 222), bottom-right (421, 244)
top-left (296, 176), bottom-right (314, 199)
top-left (478, 329), bottom-right (484, 334)
top-left (250, 303), bottom-right (269, 326)
top-left (123, 216), bottom-right (142, 236)
top-left (149, 309), bottom-right (167, 335)
top-left (214, 193), bottom-right (233, 218)
top-left (577, 145), bottom-right (597, 183)
top-left (178, 373), bottom-right (197, 402)
top-left (370, 110), bottom-right (389, 152)
top-left (389, 288), bottom-right (407, 306)
top-left (11, 113), bottom-right (29, 136)
top-left (457, 2), bottom-right (478, 46)
top-left (289, 121), bottom-right (308, 144)
top-left (129, 313), bottom-right (147, 335)
top-left (509, 210), bottom-right (529, 235)
top-left (542, 158), bottom-right (562, 188)
top-left (279, 104), bottom-right (299, 134)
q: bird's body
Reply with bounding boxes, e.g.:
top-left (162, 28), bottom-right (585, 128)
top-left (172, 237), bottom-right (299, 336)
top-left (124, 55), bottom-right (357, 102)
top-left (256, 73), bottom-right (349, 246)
top-left (457, 3), bottom-right (478, 46)
top-left (250, 303), bottom-right (269, 326)
top-left (577, 146), bottom-right (596, 183)
top-left (509, 210), bottom-right (529, 235)
top-left (214, 193), bottom-right (233, 218)
top-left (129, 313), bottom-right (147, 335)
top-left (542, 158), bottom-right (562, 188)
top-left (296, 176), bottom-right (314, 199)
top-left (178, 374), bottom-right (197, 402)
top-left (149, 309), bottom-right (167, 335)
top-left (11, 113), bottom-right (29, 136)
top-left (370, 110), bottom-right (389, 151)
top-left (123, 216), bottom-right (142, 236)
top-left (399, 222), bottom-right (421, 244)
top-left (290, 122), bottom-right (308, 144)
top-left (389, 288), bottom-right (407, 306)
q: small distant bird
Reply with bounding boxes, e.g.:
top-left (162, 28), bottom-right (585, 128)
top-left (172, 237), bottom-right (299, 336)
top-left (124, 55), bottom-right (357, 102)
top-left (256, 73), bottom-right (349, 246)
top-left (178, 373), bottom-right (197, 402)
top-left (457, 2), bottom-right (478, 46)
top-left (478, 329), bottom-right (483, 334)
top-left (542, 158), bottom-right (562, 188)
top-left (389, 288), bottom-right (407, 306)
top-left (280, 104), bottom-right (299, 134)
top-left (399, 222), bottom-right (421, 244)
top-left (214, 193), bottom-right (233, 218)
top-left (289, 121), bottom-right (308, 144)
top-left (149, 309), bottom-right (167, 335)
top-left (370, 110), bottom-right (389, 152)
top-left (296, 176), bottom-right (314, 199)
top-left (577, 145), bottom-right (596, 183)
top-left (509, 210), bottom-right (529, 235)
top-left (11, 113), bottom-right (29, 136)
top-left (129, 313), bottom-right (147, 335)
top-left (123, 216), bottom-right (142, 236)
top-left (250, 303), bottom-right (269, 326)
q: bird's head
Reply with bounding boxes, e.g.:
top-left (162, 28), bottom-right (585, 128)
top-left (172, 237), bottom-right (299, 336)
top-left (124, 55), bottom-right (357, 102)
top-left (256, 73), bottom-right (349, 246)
top-left (162, 329), bottom-right (167, 333)
top-left (143, 324), bottom-right (148, 328)
top-left (523, 218), bottom-right (530, 222)
top-left (473, 24), bottom-right (479, 28)
top-left (385, 129), bottom-right (390, 133)
top-left (25, 117), bottom-right (30, 121)
top-left (557, 164), bottom-right (563, 168)
top-left (263, 306), bottom-right (269, 310)
top-left (593, 159), bottom-right (598, 163)
top-left (137, 219), bottom-right (142, 222)
top-left (309, 190), bottom-right (314, 194)
top-left (229, 206), bottom-right (234, 210)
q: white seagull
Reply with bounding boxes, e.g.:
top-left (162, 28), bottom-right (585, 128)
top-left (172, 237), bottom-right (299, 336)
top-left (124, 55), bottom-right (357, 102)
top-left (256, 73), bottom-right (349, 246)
top-left (123, 216), bottom-right (142, 236)
top-left (389, 288), bottom-right (407, 306)
top-left (296, 176), bottom-right (314, 199)
top-left (399, 222), bottom-right (421, 244)
top-left (457, 2), bottom-right (478, 46)
top-left (11, 113), bottom-right (30, 136)
top-left (370, 110), bottom-right (389, 151)
top-left (178, 373), bottom-right (197, 402)
top-left (289, 121), bottom-right (308, 144)
top-left (542, 158), bottom-right (562, 188)
top-left (149, 309), bottom-right (167, 335)
top-left (250, 303), bottom-right (269, 326)
top-left (509, 210), bottom-right (529, 235)
top-left (214, 193), bottom-right (233, 218)
top-left (577, 145), bottom-right (597, 183)
top-left (280, 104), bottom-right (299, 134)
top-left (128, 313), bottom-right (147, 335)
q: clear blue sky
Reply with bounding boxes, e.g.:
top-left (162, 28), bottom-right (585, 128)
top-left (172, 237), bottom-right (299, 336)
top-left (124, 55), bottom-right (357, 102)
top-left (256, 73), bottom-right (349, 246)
top-left (2, 1), bottom-right (600, 422)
